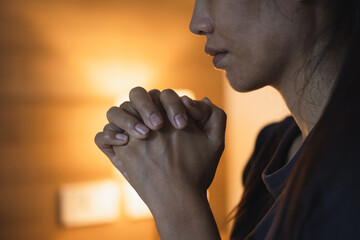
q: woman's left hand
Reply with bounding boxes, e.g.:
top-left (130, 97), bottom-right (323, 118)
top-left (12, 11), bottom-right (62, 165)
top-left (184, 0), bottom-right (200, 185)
top-left (114, 97), bottom-right (225, 203)
top-left (111, 98), bottom-right (226, 239)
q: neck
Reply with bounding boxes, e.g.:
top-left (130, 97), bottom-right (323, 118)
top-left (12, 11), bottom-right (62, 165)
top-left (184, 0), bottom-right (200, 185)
top-left (274, 52), bottom-right (340, 140)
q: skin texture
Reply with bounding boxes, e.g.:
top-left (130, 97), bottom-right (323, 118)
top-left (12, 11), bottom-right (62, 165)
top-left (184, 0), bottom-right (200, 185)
top-left (95, 0), bottom-right (339, 239)
top-left (113, 98), bottom-right (225, 240)
top-left (190, 0), bottom-right (311, 92)
top-left (190, 0), bottom-right (338, 138)
top-left (96, 95), bottom-right (225, 240)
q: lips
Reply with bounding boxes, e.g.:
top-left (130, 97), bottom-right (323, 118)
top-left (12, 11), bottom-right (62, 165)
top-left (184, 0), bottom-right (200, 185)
top-left (213, 52), bottom-right (228, 68)
top-left (205, 46), bottom-right (228, 69)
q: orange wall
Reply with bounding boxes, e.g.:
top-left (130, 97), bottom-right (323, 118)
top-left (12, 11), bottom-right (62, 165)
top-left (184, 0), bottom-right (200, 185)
top-left (223, 83), bottom-right (290, 232)
top-left (0, 1), bottom-right (226, 239)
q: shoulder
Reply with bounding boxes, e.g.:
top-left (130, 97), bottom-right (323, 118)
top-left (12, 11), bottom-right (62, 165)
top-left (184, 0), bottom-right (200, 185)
top-left (303, 134), bottom-right (360, 238)
top-left (273, 116), bottom-right (360, 239)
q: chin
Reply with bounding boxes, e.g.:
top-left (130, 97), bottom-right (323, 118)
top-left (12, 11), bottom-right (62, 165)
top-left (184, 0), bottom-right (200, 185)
top-left (225, 71), bottom-right (265, 93)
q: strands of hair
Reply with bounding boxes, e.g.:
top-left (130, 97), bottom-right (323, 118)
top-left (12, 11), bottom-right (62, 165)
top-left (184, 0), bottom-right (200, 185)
top-left (233, 0), bottom-right (360, 238)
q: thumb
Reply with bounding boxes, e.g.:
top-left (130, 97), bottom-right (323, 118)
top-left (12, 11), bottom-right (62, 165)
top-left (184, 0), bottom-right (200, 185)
top-left (181, 95), bottom-right (212, 129)
top-left (201, 97), bottom-right (227, 147)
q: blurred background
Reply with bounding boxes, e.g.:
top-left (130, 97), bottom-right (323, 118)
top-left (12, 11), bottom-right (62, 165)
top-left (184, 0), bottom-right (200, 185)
top-left (0, 0), bottom-right (290, 239)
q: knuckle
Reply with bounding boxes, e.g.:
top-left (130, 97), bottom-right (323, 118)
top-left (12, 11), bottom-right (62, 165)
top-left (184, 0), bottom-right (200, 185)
top-left (160, 89), bottom-right (180, 106)
top-left (161, 88), bottom-right (176, 97)
top-left (125, 117), bottom-right (136, 130)
top-left (149, 89), bottom-right (161, 105)
top-left (149, 89), bottom-right (160, 95)
top-left (215, 107), bottom-right (227, 119)
top-left (103, 124), bottom-right (112, 131)
top-left (120, 101), bottom-right (131, 109)
top-left (106, 106), bottom-right (119, 120)
top-left (109, 123), bottom-right (123, 132)
top-left (103, 133), bottom-right (113, 141)
top-left (129, 86), bottom-right (145, 99)
top-left (220, 109), bottom-right (227, 119)
top-left (134, 102), bottom-right (156, 117)
top-left (94, 132), bottom-right (104, 144)
top-left (130, 101), bottom-right (138, 112)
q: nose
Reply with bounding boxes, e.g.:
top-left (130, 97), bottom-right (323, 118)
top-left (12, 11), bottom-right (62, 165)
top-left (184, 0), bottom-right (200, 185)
top-left (189, 1), bottom-right (214, 35)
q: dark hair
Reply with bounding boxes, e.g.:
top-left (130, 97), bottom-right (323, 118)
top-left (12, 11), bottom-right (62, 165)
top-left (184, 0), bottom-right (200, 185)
top-left (233, 0), bottom-right (360, 238)
top-left (274, 0), bottom-right (360, 238)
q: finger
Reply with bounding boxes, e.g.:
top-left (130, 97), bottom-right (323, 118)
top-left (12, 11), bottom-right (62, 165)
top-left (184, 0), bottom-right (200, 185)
top-left (103, 123), bottom-right (124, 132)
top-left (159, 89), bottom-right (188, 129)
top-left (107, 106), bottom-right (150, 139)
top-left (95, 131), bottom-right (129, 149)
top-left (94, 131), bottom-right (128, 159)
top-left (181, 95), bottom-right (212, 129)
top-left (119, 101), bottom-right (141, 120)
top-left (148, 89), bottom-right (162, 110)
top-left (129, 87), bottom-right (164, 130)
top-left (201, 97), bottom-right (227, 147)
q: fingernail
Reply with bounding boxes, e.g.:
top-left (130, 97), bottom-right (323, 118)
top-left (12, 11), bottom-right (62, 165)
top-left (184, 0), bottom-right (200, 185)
top-left (174, 114), bottom-right (187, 128)
top-left (135, 123), bottom-right (149, 135)
top-left (115, 133), bottom-right (128, 141)
top-left (150, 113), bottom-right (163, 128)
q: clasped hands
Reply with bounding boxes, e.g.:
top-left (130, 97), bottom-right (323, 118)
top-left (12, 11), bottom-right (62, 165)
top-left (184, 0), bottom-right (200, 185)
top-left (95, 87), bottom-right (226, 215)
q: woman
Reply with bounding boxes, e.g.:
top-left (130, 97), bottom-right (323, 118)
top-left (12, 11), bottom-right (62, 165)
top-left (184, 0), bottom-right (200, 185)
top-left (95, 0), bottom-right (360, 239)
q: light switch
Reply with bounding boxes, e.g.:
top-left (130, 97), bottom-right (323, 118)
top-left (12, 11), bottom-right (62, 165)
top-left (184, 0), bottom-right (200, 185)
top-left (58, 180), bottom-right (120, 228)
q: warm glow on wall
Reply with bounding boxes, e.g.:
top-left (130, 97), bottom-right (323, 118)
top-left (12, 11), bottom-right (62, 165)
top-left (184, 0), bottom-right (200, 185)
top-left (123, 183), bottom-right (152, 219)
top-left (174, 89), bottom-right (196, 99)
top-left (1, 0), bottom-right (226, 239)
top-left (113, 168), bottom-right (152, 219)
top-left (224, 83), bottom-right (290, 230)
top-left (84, 60), bottom-right (154, 97)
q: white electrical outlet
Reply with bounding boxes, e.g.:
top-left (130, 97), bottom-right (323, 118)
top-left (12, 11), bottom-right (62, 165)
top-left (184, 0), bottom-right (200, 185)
top-left (58, 180), bottom-right (120, 228)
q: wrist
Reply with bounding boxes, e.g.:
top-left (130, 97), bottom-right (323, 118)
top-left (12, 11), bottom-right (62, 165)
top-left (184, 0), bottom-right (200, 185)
top-left (150, 190), bottom-right (220, 240)
top-left (151, 188), bottom-right (207, 219)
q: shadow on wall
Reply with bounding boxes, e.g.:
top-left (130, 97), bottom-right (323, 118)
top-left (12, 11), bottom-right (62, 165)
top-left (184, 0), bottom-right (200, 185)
top-left (0, 3), bottom-right (54, 99)
top-left (0, 3), bottom-right (59, 240)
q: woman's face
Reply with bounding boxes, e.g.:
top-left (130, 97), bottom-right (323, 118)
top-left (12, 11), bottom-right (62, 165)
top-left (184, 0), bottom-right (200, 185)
top-left (190, 0), bottom-right (315, 92)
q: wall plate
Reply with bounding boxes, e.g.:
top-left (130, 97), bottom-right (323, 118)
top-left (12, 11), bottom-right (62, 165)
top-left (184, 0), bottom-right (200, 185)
top-left (58, 180), bottom-right (120, 228)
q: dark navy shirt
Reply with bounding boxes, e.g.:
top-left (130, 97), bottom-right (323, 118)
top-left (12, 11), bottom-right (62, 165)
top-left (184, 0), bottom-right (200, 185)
top-left (231, 116), bottom-right (305, 239)
top-left (231, 115), bottom-right (360, 239)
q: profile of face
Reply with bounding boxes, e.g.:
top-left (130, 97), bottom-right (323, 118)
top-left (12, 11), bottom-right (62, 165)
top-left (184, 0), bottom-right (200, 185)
top-left (190, 0), bottom-right (318, 92)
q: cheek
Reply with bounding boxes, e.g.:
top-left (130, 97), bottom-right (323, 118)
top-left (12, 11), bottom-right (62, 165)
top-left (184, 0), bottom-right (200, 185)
top-left (226, 28), bottom-right (293, 92)
top-left (216, 3), bottom-right (296, 92)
